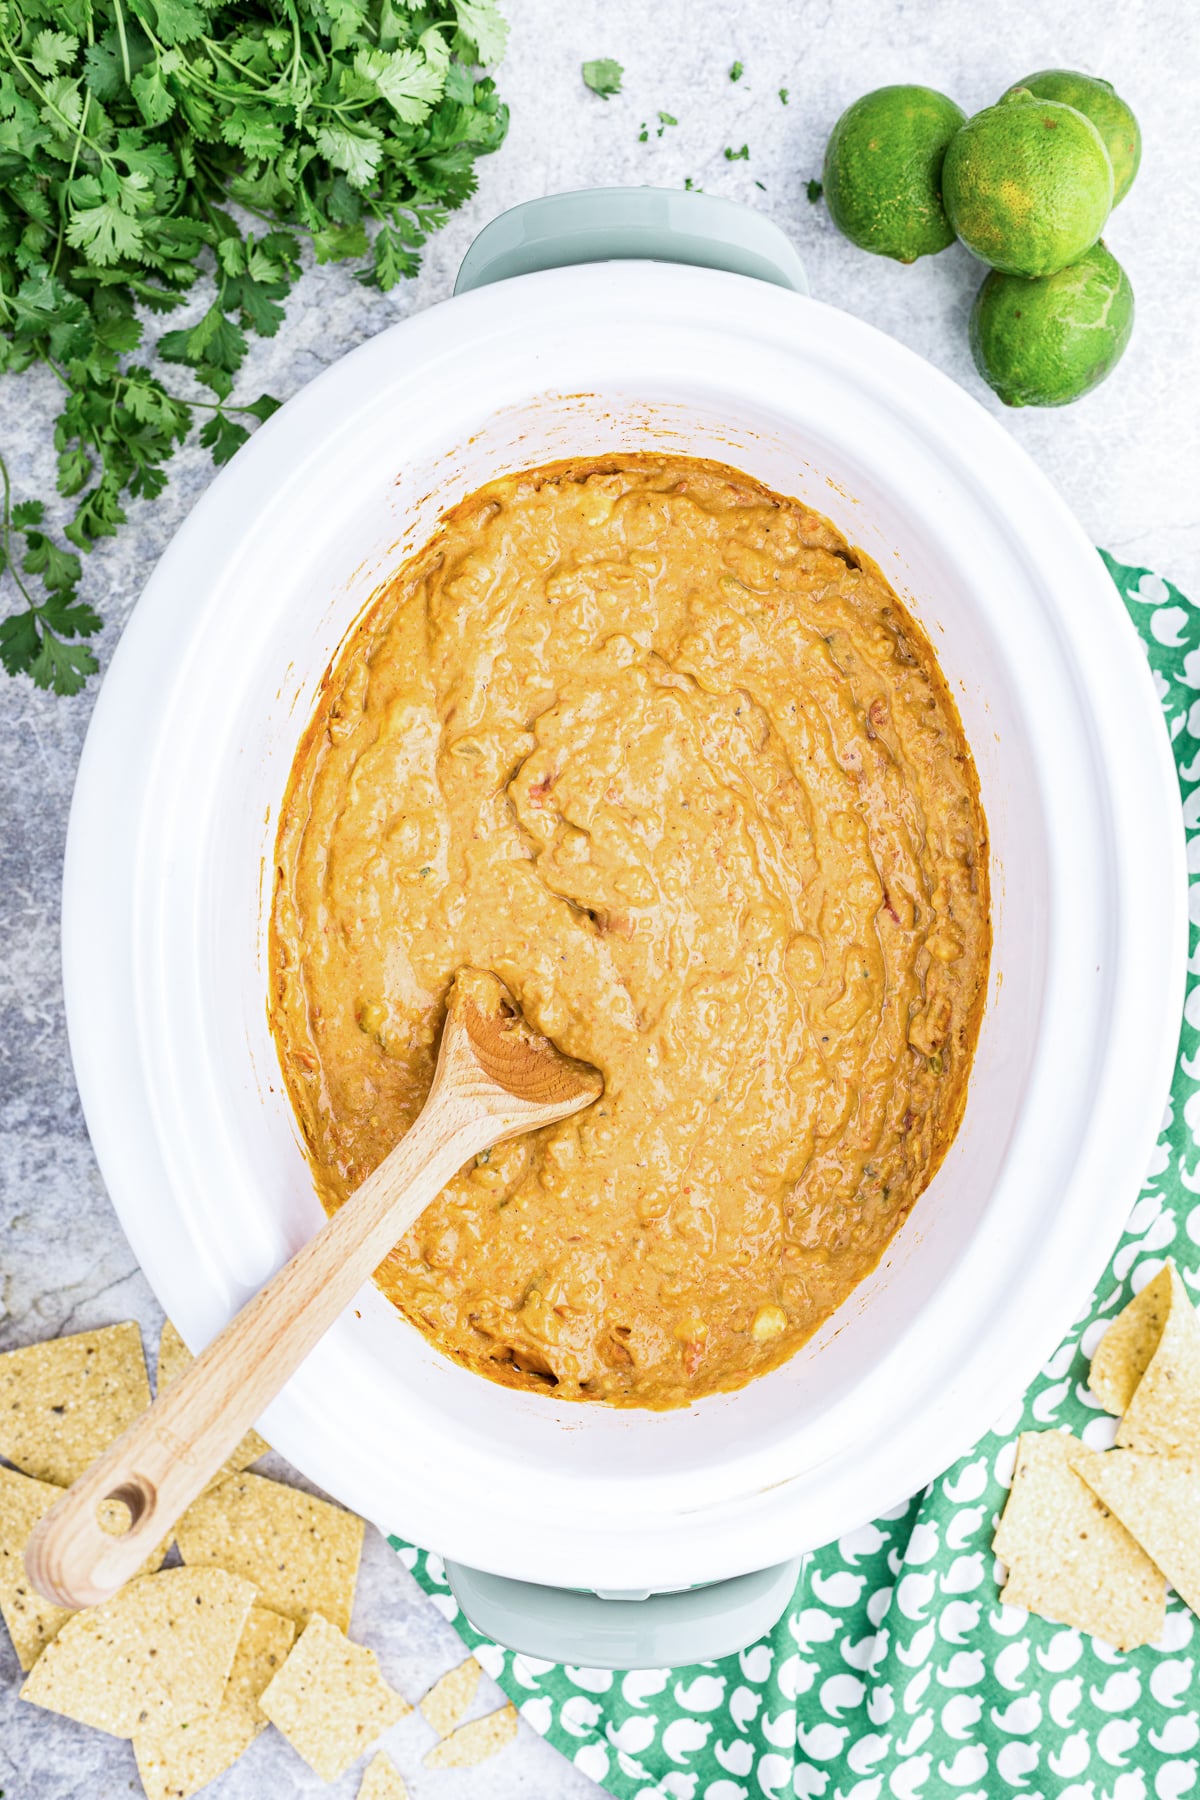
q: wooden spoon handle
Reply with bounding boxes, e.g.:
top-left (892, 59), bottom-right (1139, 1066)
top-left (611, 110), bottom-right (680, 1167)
top-left (25, 1100), bottom-right (487, 1610)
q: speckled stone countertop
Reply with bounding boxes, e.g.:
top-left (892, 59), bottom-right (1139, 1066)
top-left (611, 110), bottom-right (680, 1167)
top-left (2, 2), bottom-right (1197, 1795)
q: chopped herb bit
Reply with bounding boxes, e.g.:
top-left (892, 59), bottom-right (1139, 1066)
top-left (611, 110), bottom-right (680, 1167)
top-left (657, 111), bottom-right (678, 136)
top-left (638, 123), bottom-right (649, 141)
top-left (779, 87), bottom-right (790, 105)
top-left (754, 180), bottom-right (766, 191)
top-left (806, 179), bottom-right (825, 203)
top-left (684, 177), bottom-right (702, 191)
top-left (729, 61), bottom-right (744, 81)
top-left (724, 144), bottom-right (750, 162)
top-left (582, 58), bottom-right (624, 99)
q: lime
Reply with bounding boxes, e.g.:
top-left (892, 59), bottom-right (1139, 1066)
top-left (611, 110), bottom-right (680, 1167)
top-left (1003, 70), bottom-right (1141, 204)
top-left (942, 89), bottom-right (1114, 276)
top-left (969, 242), bottom-right (1134, 407)
top-left (822, 85), bottom-right (966, 263)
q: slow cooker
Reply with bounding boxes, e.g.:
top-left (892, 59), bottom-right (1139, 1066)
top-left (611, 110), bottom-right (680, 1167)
top-left (61, 188), bottom-right (1185, 1666)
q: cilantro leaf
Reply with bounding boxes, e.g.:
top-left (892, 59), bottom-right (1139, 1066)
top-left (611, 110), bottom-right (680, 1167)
top-left (582, 58), bottom-right (622, 99)
top-left (0, 0), bottom-right (509, 695)
top-left (452, 0), bottom-right (508, 66)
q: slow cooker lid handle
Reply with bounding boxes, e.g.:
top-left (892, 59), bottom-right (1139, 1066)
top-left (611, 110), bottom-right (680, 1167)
top-left (443, 1554), bottom-right (804, 1669)
top-left (454, 186), bottom-right (810, 297)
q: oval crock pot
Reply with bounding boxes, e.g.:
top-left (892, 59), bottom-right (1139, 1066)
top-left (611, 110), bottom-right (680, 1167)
top-left (62, 189), bottom-right (1185, 1659)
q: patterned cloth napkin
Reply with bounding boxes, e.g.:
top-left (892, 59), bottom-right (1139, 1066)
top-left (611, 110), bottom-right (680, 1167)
top-left (398, 553), bottom-right (1197, 1800)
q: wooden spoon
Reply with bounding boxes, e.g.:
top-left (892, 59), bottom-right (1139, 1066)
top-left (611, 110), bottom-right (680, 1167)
top-left (25, 969), bottom-right (602, 1611)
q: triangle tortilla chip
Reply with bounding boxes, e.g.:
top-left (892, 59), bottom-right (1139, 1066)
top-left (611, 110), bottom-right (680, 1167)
top-left (1090, 1262), bottom-right (1186, 1416)
top-left (1073, 1448), bottom-right (1200, 1621)
top-left (259, 1612), bottom-right (410, 1780)
top-left (423, 1702), bottom-right (518, 1769)
top-left (1110, 1268), bottom-right (1200, 1455)
top-left (157, 1321), bottom-right (269, 1490)
top-left (175, 1471), bottom-right (363, 1632)
top-left (992, 1429), bottom-right (1164, 1651)
top-left (0, 1466), bottom-right (168, 1672)
top-left (20, 1566), bottom-right (256, 1738)
top-left (133, 1603), bottom-right (296, 1800)
top-left (0, 1322), bottom-right (150, 1486)
top-left (419, 1654), bottom-right (481, 1737)
top-left (358, 1751), bottom-right (410, 1799)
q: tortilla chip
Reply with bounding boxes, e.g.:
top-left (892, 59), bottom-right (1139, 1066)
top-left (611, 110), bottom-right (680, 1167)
top-left (1114, 1273), bottom-right (1200, 1456)
top-left (358, 1751), bottom-right (410, 1800)
top-left (419, 1654), bottom-right (481, 1737)
top-left (993, 1429), bottom-right (1164, 1650)
top-left (0, 1467), bottom-right (168, 1672)
top-left (1074, 1448), bottom-right (1200, 1620)
top-left (20, 1567), bottom-right (256, 1737)
top-left (0, 1322), bottom-right (150, 1486)
top-left (157, 1321), bottom-right (269, 1489)
top-left (258, 1612), bottom-right (410, 1780)
top-left (174, 1470), bottom-right (363, 1631)
top-left (1091, 1262), bottom-right (1185, 1413)
top-left (133, 1603), bottom-right (296, 1800)
top-left (423, 1702), bottom-right (518, 1769)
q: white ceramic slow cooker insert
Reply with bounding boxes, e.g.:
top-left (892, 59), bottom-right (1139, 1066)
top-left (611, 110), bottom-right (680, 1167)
top-left (63, 196), bottom-right (1185, 1615)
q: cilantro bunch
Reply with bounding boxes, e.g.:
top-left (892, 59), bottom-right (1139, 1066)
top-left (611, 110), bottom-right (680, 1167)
top-left (0, 0), bottom-right (508, 692)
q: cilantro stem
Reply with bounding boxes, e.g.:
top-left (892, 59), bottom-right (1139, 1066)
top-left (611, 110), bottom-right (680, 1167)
top-left (0, 452), bottom-right (38, 611)
top-left (51, 92), bottom-right (93, 279)
top-left (112, 0), bottom-right (133, 88)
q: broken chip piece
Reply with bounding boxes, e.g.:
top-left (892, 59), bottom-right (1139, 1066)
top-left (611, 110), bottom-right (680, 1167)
top-left (258, 1611), bottom-right (410, 1780)
top-left (20, 1567), bottom-right (255, 1738)
top-left (132, 1602), bottom-right (296, 1800)
top-left (0, 1322), bottom-right (150, 1487)
top-left (1073, 1447), bottom-right (1200, 1621)
top-left (175, 1470), bottom-right (363, 1632)
top-left (358, 1750), bottom-right (410, 1800)
top-left (156, 1321), bottom-right (269, 1490)
top-left (993, 1429), bottom-right (1165, 1651)
top-left (423, 1701), bottom-right (519, 1769)
top-left (0, 1466), bottom-right (168, 1672)
top-left (419, 1654), bottom-right (481, 1737)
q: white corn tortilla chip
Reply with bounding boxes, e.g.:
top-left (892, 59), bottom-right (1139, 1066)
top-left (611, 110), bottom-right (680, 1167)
top-left (358, 1751), bottom-right (410, 1799)
top-left (419, 1654), bottom-right (481, 1737)
top-left (133, 1603), bottom-right (296, 1800)
top-left (259, 1612), bottom-right (410, 1780)
top-left (0, 1322), bottom-right (150, 1486)
top-left (1074, 1448), bottom-right (1200, 1620)
top-left (0, 1466), bottom-right (167, 1672)
top-left (20, 1567), bottom-right (255, 1737)
top-left (993, 1429), bottom-right (1164, 1651)
top-left (1089, 1264), bottom-right (1181, 1416)
top-left (175, 1470), bottom-right (363, 1631)
top-left (423, 1702), bottom-right (518, 1769)
top-left (1113, 1271), bottom-right (1200, 1456)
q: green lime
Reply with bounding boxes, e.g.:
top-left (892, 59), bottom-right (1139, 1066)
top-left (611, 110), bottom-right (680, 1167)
top-left (822, 85), bottom-right (966, 262)
top-left (1003, 70), bottom-right (1141, 204)
top-left (942, 89), bottom-right (1114, 276)
top-left (969, 242), bottom-right (1134, 407)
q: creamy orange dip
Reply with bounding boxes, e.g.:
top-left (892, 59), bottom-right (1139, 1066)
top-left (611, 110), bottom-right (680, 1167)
top-left (270, 456), bottom-right (990, 1408)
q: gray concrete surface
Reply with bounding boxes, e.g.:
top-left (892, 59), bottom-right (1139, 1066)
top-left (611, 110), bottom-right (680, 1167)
top-left (2, 1), bottom-right (1197, 1795)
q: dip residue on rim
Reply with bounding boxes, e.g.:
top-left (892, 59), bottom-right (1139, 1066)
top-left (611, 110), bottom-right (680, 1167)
top-left (269, 455), bottom-right (990, 1408)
